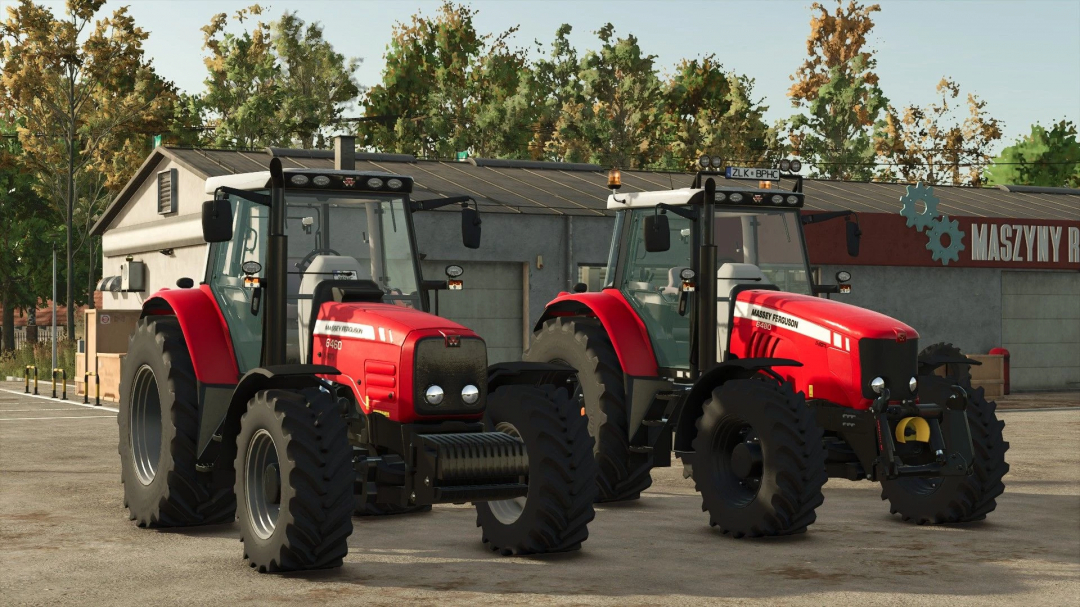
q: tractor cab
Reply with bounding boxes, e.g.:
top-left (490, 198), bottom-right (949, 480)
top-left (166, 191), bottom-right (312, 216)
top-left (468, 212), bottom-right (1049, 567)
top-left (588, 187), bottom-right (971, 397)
top-left (202, 170), bottom-right (428, 370)
top-left (599, 182), bottom-right (818, 374)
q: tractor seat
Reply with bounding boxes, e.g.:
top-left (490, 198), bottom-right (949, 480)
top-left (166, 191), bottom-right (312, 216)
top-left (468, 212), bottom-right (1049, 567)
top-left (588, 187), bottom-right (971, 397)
top-left (298, 255), bottom-right (373, 364)
top-left (661, 267), bottom-right (689, 296)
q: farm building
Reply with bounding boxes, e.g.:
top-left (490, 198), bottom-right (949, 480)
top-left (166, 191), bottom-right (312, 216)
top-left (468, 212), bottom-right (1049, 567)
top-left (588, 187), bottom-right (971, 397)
top-left (85, 137), bottom-right (1080, 397)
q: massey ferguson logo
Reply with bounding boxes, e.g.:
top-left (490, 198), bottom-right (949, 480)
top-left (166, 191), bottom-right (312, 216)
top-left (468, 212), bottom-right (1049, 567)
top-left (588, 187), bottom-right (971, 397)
top-left (444, 334), bottom-right (461, 348)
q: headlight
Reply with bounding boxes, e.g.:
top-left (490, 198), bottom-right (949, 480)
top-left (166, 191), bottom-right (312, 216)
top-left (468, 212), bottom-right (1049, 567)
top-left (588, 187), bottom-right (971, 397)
top-left (729, 192), bottom-right (744, 203)
top-left (461, 384), bottom-right (480, 405)
top-left (909, 377), bottom-right (918, 393)
top-left (312, 175), bottom-right (331, 186)
top-left (771, 194), bottom-right (784, 204)
top-left (424, 385), bottom-right (444, 405)
top-left (870, 377), bottom-right (886, 395)
top-left (289, 174), bottom-right (309, 186)
top-left (786, 195), bottom-right (799, 205)
top-left (386, 178), bottom-right (403, 190)
top-left (366, 177), bottom-right (384, 189)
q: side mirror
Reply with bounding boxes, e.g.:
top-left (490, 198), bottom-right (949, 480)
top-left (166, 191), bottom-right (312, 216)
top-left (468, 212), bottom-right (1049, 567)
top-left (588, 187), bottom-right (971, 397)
top-left (644, 213), bottom-right (670, 252)
top-left (846, 220), bottom-right (861, 257)
top-left (202, 199), bottom-right (233, 243)
top-left (572, 282), bottom-right (588, 293)
top-left (462, 206), bottom-right (481, 249)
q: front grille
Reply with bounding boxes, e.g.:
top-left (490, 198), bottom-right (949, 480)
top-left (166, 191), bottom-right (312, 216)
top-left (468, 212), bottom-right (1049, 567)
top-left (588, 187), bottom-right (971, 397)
top-left (858, 337), bottom-right (919, 399)
top-left (413, 336), bottom-right (487, 415)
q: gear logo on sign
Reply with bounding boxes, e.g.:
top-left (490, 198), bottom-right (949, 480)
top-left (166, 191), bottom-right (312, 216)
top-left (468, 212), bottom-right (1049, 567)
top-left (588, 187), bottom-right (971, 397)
top-left (898, 182), bottom-right (964, 266)
top-left (925, 215), bottom-right (965, 266)
top-left (899, 182), bottom-right (940, 232)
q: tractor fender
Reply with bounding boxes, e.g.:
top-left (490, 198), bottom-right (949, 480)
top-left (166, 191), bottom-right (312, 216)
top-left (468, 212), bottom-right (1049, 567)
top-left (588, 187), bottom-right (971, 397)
top-left (534, 291), bottom-right (658, 377)
top-left (200, 364), bottom-right (341, 462)
top-left (141, 285), bottom-right (239, 385)
top-left (671, 358), bottom-right (803, 453)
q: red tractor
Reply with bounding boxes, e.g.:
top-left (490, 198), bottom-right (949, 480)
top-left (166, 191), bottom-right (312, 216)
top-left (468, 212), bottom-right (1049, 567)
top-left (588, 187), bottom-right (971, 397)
top-left (118, 159), bottom-right (596, 572)
top-left (525, 170), bottom-right (1008, 536)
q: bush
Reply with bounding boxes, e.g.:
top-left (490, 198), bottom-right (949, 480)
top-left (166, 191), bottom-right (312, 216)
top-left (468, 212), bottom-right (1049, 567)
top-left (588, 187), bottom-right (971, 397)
top-left (0, 341), bottom-right (77, 383)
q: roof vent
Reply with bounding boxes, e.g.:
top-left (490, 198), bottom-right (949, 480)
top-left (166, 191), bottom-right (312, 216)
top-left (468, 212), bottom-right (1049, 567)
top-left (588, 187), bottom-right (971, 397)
top-left (157, 168), bottom-right (177, 214)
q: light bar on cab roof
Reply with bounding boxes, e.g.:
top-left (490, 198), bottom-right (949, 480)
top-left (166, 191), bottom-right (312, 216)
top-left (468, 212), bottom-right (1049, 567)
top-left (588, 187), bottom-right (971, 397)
top-left (711, 190), bottom-right (803, 208)
top-left (285, 171), bottom-right (413, 193)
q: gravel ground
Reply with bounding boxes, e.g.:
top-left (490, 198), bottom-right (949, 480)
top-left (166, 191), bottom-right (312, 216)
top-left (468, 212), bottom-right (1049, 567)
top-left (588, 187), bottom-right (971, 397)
top-left (1, 382), bottom-right (1077, 606)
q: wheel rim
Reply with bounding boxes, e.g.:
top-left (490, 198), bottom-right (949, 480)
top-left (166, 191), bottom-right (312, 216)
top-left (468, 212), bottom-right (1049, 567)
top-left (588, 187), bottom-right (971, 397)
top-left (130, 365), bottom-right (162, 486)
top-left (708, 415), bottom-right (762, 508)
top-left (487, 421), bottom-right (527, 525)
top-left (245, 429), bottom-right (281, 539)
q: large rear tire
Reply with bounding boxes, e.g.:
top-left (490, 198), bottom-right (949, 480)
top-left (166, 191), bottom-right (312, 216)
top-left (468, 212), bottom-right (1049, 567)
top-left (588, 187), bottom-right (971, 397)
top-left (476, 384), bottom-right (598, 555)
top-left (524, 317), bottom-right (652, 502)
top-left (691, 377), bottom-right (827, 538)
top-left (118, 317), bottom-right (235, 527)
top-left (880, 343), bottom-right (1009, 524)
top-left (234, 388), bottom-right (354, 572)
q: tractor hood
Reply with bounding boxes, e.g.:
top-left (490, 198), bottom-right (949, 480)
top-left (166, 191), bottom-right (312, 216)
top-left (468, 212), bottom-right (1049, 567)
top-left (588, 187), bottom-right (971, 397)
top-left (314, 301), bottom-right (476, 348)
top-left (734, 290), bottom-right (918, 344)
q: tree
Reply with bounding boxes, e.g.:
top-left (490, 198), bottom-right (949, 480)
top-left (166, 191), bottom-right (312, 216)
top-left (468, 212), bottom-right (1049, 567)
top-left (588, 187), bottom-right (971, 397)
top-left (984, 120), bottom-right (1080, 188)
top-left (787, 1), bottom-right (887, 180)
top-left (0, 111), bottom-right (53, 352)
top-left (1, 0), bottom-right (176, 330)
top-left (198, 6), bottom-right (360, 149)
top-left (664, 55), bottom-right (780, 171)
top-left (874, 77), bottom-right (1003, 186)
top-left (528, 24), bottom-right (583, 160)
top-left (358, 2), bottom-right (530, 158)
top-left (548, 24), bottom-right (669, 169)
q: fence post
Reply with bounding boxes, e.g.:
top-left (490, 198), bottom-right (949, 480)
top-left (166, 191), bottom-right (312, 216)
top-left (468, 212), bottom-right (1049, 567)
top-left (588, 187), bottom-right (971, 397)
top-left (51, 368), bottom-right (57, 399)
top-left (59, 368), bottom-right (66, 400)
top-left (95, 372), bottom-right (100, 407)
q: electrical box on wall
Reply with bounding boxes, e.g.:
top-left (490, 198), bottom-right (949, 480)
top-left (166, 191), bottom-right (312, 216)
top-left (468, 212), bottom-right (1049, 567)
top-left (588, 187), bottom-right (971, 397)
top-left (120, 261), bottom-right (146, 292)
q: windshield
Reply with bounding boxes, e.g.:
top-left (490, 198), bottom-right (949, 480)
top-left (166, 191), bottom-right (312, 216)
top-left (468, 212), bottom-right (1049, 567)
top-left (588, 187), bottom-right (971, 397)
top-left (285, 193), bottom-right (420, 308)
top-left (713, 209), bottom-right (811, 296)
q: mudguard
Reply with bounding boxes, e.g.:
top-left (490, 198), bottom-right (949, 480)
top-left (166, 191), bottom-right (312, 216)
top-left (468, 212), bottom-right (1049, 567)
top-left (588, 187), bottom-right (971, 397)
top-left (534, 290), bottom-right (659, 377)
top-left (141, 285), bottom-right (239, 385)
top-left (671, 358), bottom-right (803, 453)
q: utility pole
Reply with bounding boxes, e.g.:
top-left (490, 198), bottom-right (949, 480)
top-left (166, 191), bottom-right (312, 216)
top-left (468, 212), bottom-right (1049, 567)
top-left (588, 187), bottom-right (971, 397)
top-left (66, 72), bottom-right (76, 336)
top-left (52, 247), bottom-right (57, 374)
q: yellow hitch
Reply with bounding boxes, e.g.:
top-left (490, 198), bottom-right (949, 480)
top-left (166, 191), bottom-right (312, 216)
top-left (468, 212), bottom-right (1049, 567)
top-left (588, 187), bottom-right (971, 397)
top-left (895, 416), bottom-right (931, 443)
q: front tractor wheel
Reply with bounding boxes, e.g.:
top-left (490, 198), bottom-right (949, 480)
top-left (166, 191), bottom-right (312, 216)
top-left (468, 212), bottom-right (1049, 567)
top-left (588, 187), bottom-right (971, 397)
top-left (234, 388), bottom-right (354, 572)
top-left (691, 378), bottom-right (827, 538)
top-left (118, 317), bottom-right (234, 527)
top-left (475, 384), bottom-right (598, 555)
top-left (880, 343), bottom-right (1009, 525)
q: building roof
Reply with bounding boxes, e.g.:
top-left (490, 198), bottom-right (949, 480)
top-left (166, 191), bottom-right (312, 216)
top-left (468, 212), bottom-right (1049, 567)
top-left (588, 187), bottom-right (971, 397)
top-left (92, 146), bottom-right (1080, 236)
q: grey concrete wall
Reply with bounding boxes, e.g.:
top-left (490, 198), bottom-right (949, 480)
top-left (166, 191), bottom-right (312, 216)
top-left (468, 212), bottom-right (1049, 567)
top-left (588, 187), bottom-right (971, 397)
top-left (820, 264), bottom-right (1003, 355)
top-left (412, 213), bottom-right (615, 333)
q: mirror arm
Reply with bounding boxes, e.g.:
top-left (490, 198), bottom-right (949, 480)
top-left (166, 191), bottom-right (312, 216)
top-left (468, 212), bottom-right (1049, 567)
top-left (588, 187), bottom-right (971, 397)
top-left (410, 195), bottom-right (474, 212)
top-left (657, 203), bottom-right (698, 222)
top-left (214, 186), bottom-right (271, 206)
top-left (812, 284), bottom-right (840, 294)
top-left (800, 209), bottom-right (855, 226)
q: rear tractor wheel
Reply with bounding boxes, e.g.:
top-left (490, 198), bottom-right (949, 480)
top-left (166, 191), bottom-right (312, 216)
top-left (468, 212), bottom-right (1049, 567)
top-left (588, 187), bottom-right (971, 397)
top-left (690, 377), bottom-right (827, 538)
top-left (234, 388), bottom-right (354, 572)
top-left (476, 384), bottom-right (598, 555)
top-left (118, 316), bottom-right (235, 527)
top-left (524, 317), bottom-right (652, 502)
top-left (880, 343), bottom-right (1009, 524)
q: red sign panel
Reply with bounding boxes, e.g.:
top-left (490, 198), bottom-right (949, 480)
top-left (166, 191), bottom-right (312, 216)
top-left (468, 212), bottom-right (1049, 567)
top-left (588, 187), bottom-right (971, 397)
top-left (804, 212), bottom-right (1080, 270)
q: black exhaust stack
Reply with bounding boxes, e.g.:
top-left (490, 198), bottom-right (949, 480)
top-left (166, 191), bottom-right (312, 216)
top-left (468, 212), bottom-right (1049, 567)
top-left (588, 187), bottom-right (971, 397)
top-left (262, 158), bottom-right (288, 366)
top-left (695, 178), bottom-right (719, 376)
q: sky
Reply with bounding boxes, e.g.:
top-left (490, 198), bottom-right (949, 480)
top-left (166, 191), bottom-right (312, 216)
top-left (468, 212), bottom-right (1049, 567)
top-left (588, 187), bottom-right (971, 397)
top-left (21, 0), bottom-right (1080, 153)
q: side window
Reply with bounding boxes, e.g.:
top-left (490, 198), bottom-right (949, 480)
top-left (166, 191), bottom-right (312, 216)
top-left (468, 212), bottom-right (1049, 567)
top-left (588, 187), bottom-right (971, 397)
top-left (620, 210), bottom-right (693, 369)
top-left (208, 196), bottom-right (269, 373)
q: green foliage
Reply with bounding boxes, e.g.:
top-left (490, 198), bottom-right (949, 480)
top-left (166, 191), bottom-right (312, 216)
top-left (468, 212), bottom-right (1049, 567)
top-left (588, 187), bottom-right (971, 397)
top-left (0, 340), bottom-right (77, 381)
top-left (663, 55), bottom-right (780, 171)
top-left (199, 5), bottom-right (360, 149)
top-left (985, 120), bottom-right (1080, 188)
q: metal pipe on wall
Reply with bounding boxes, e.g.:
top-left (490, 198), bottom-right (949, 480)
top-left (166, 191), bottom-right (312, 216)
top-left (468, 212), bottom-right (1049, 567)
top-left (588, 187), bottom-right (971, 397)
top-left (51, 247), bottom-right (57, 374)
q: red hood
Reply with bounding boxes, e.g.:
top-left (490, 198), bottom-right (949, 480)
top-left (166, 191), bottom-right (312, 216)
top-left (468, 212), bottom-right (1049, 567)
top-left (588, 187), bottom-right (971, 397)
top-left (736, 290), bottom-right (918, 342)
top-left (316, 302), bottom-right (474, 347)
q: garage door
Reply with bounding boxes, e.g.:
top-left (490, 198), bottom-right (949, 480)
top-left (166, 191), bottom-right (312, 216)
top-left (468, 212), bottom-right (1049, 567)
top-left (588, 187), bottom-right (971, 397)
top-left (1001, 271), bottom-right (1080, 391)
top-left (422, 261), bottom-right (525, 364)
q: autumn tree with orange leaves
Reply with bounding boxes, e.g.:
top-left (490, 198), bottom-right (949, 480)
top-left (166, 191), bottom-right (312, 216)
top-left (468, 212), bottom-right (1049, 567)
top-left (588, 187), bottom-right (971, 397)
top-left (874, 78), bottom-right (1003, 186)
top-left (786, 1), bottom-right (887, 180)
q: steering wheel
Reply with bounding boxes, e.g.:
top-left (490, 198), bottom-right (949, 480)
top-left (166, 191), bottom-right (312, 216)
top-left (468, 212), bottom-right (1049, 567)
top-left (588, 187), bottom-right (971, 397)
top-left (295, 248), bottom-right (340, 273)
